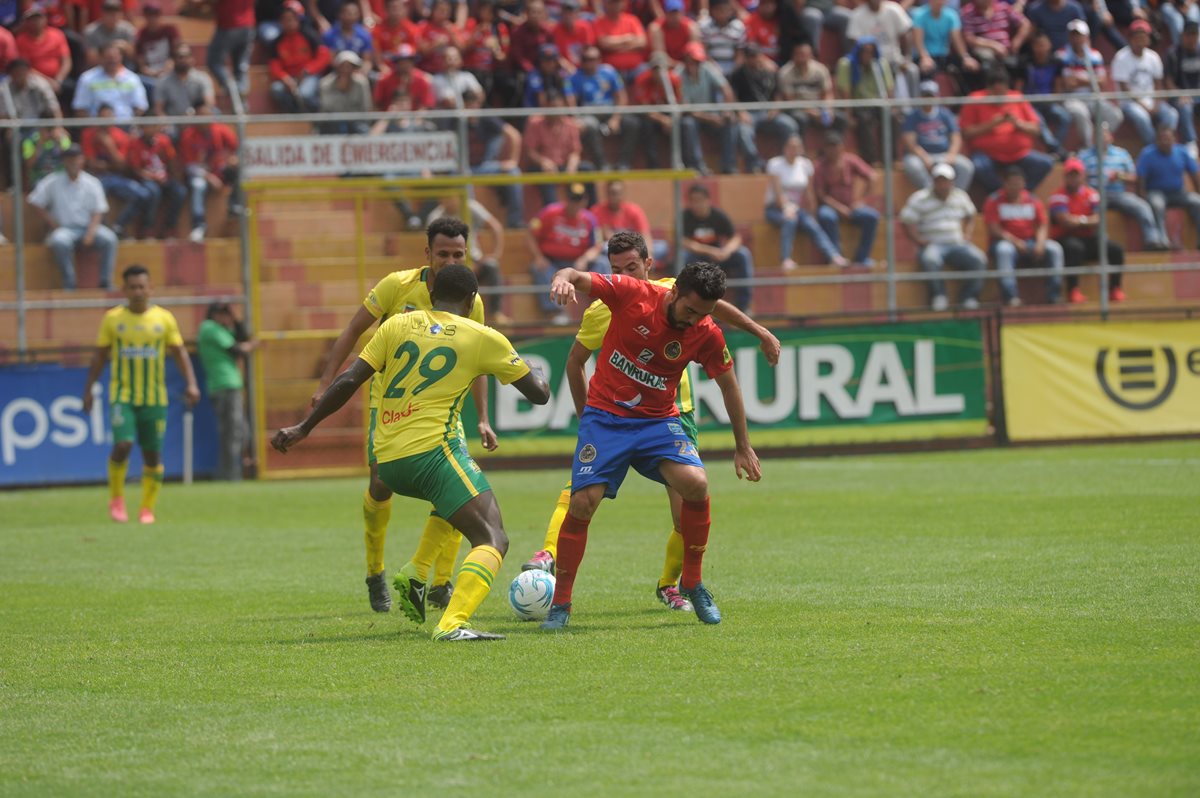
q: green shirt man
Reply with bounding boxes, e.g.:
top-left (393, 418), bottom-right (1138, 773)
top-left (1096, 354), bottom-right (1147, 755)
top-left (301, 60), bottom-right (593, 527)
top-left (197, 305), bottom-right (253, 481)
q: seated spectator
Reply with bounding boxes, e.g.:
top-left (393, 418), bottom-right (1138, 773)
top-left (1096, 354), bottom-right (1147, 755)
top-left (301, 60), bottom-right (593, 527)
top-left (179, 102), bottom-right (241, 243)
top-left (27, 144), bottom-right (117, 290)
top-left (428, 194), bottom-right (509, 323)
top-left (463, 89), bottom-right (524, 228)
top-left (1112, 20), bottom-right (1174, 148)
top-left (1162, 0), bottom-right (1200, 48)
top-left (154, 44), bottom-right (215, 119)
top-left (16, 7), bottom-right (73, 96)
top-left (731, 43), bottom-right (798, 151)
top-left (208, 0), bottom-right (256, 98)
top-left (373, 45), bottom-right (435, 116)
top-left (814, 131), bottom-right (879, 267)
top-left (5, 58), bottom-right (63, 123)
top-left (628, 51), bottom-right (680, 169)
top-left (744, 0), bottom-right (780, 61)
top-left (415, 0), bottom-right (462, 75)
top-left (462, 0), bottom-right (509, 97)
top-left (846, 0), bottom-right (919, 99)
top-left (960, 68), bottom-right (1053, 194)
top-left (913, 0), bottom-right (979, 86)
top-left (679, 41), bottom-right (757, 176)
top-left (1049, 158), bottom-right (1125, 304)
top-left (682, 182), bottom-right (755, 309)
top-left (649, 0), bottom-right (699, 65)
top-left (554, 0), bottom-right (596, 69)
top-left (83, 0), bottom-right (135, 67)
top-left (1024, 0), bottom-right (1086, 52)
top-left (1021, 31), bottom-right (1070, 159)
top-left (571, 45), bottom-right (635, 171)
top-left (134, 2), bottom-right (180, 101)
top-left (902, 81), bottom-right (974, 191)
top-left (699, 0), bottom-right (744, 78)
top-left (527, 182), bottom-right (604, 324)
top-left (524, 43), bottom-right (574, 107)
top-left (431, 45), bottom-right (483, 113)
top-left (960, 0), bottom-right (1031, 85)
top-left (1055, 20), bottom-right (1122, 150)
top-left (319, 51), bottom-right (372, 133)
top-left (778, 0), bottom-right (853, 67)
top-left (983, 166), bottom-right (1064, 306)
top-left (373, 0), bottom-right (420, 60)
top-left (523, 89), bottom-right (593, 206)
top-left (594, 0), bottom-right (648, 83)
top-left (268, 1), bottom-right (331, 114)
top-left (323, 1), bottom-right (374, 72)
top-left (126, 122), bottom-right (186, 239)
top-left (766, 134), bottom-right (846, 270)
top-left (22, 115), bottom-right (73, 196)
top-left (592, 179), bottom-right (669, 265)
top-left (900, 163), bottom-right (987, 311)
top-left (1079, 125), bottom-right (1166, 250)
top-left (74, 42), bottom-right (148, 120)
top-left (1166, 21), bottom-right (1200, 158)
top-left (776, 43), bottom-right (842, 137)
top-left (1138, 125), bottom-right (1200, 249)
top-left (507, 0), bottom-right (555, 87)
top-left (82, 104), bottom-right (153, 239)
top-left (835, 37), bottom-right (893, 165)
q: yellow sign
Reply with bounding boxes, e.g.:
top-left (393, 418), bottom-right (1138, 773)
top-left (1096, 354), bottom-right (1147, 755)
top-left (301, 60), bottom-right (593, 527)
top-left (1002, 321), bottom-right (1200, 441)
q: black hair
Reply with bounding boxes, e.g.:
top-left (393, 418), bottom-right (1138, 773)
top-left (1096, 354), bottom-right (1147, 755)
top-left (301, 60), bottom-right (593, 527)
top-left (608, 230), bottom-right (648, 259)
top-left (687, 183), bottom-right (710, 198)
top-left (122, 264), bottom-right (149, 282)
top-left (430, 263), bottom-right (479, 304)
top-left (987, 65), bottom-right (1010, 86)
top-left (675, 261), bottom-right (726, 301)
top-left (6, 58), bottom-right (29, 73)
top-left (426, 215), bottom-right (470, 246)
top-left (1003, 165), bottom-right (1025, 180)
top-left (206, 301), bottom-right (229, 319)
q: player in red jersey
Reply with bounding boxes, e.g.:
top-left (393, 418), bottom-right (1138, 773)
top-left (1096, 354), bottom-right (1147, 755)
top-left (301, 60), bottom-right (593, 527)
top-left (540, 261), bottom-right (762, 629)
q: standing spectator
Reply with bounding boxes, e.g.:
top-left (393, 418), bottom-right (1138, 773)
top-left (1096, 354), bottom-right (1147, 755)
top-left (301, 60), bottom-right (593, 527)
top-left (153, 44), bottom-right (215, 119)
top-left (428, 194), bottom-right (509, 323)
top-left (1166, 21), bottom-right (1200, 158)
top-left (179, 103), bottom-right (241, 243)
top-left (699, 0), bottom-right (744, 77)
top-left (960, 0), bottom-right (1031, 83)
top-left (730, 43), bottom-right (798, 151)
top-left (198, 302), bottom-right (254, 482)
top-left (912, 0), bottom-right (979, 83)
top-left (81, 104), bottom-right (151, 239)
top-left (462, 89), bottom-right (524, 228)
top-left (1112, 20), bottom-right (1175, 148)
top-left (814, 131), bottom-right (879, 268)
top-left (1024, 0), bottom-right (1086, 52)
top-left (268, 1), bottom-right (331, 113)
top-left (74, 42), bottom-right (148, 119)
top-left (776, 42), bottom-right (841, 137)
top-left (209, 0), bottom-right (256, 98)
top-left (323, 1), bottom-right (374, 71)
top-left (523, 42), bottom-right (574, 107)
top-left (5, 58), bottom-right (63, 122)
top-left (462, 0), bottom-right (509, 98)
top-left (16, 7), bottom-right (73, 97)
top-left (83, 0), bottom-right (135, 67)
top-left (134, 2), bottom-right (180, 102)
top-left (593, 0), bottom-right (648, 83)
top-left (1049, 157), bottom-right (1125, 304)
top-left (415, 0), bottom-right (461, 75)
top-left (648, 0), bottom-right (699, 65)
top-left (765, 134), bottom-right (845, 270)
top-left (835, 37), bottom-right (893, 164)
top-left (846, 0), bottom-right (918, 98)
top-left (1079, 125), bottom-right (1166, 250)
top-left (960, 68), bottom-right (1054, 194)
top-left (126, 122), bottom-right (186, 239)
top-left (900, 163), bottom-right (987, 311)
top-left (628, 51), bottom-right (681, 168)
top-left (318, 51), bottom-right (372, 132)
top-left (744, 0), bottom-right (781, 61)
top-left (983, 166), bottom-right (1065, 305)
top-left (901, 80), bottom-right (974, 191)
top-left (1022, 31), bottom-right (1070, 159)
top-left (681, 182), bottom-right (755, 309)
top-left (592, 179), bottom-right (670, 264)
top-left (1055, 20), bottom-right (1122, 149)
top-left (507, 0), bottom-right (554, 80)
top-left (1138, 125), bottom-right (1200, 248)
top-left (679, 40), bottom-right (756, 175)
top-left (554, 0), bottom-right (596, 69)
top-left (27, 144), bottom-right (117, 290)
top-left (523, 89), bottom-right (592, 206)
top-left (571, 45), bottom-right (636, 171)
top-left (527, 182), bottom-right (603, 323)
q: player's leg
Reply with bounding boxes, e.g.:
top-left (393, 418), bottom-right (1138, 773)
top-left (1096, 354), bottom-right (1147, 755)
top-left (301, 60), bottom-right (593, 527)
top-left (540, 483), bottom-right (606, 629)
top-left (657, 459), bottom-right (720, 624)
top-left (362, 408), bottom-right (395, 612)
top-left (654, 487), bottom-right (692, 612)
top-left (135, 406), bottom-right (167, 525)
top-left (107, 402), bottom-right (135, 522)
top-left (429, 527), bottom-right (465, 607)
top-left (393, 511), bottom-right (459, 617)
top-left (521, 481), bottom-right (572, 574)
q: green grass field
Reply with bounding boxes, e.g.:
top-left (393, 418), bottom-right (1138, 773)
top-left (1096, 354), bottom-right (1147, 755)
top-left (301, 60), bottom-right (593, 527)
top-left (2, 441), bottom-right (1198, 797)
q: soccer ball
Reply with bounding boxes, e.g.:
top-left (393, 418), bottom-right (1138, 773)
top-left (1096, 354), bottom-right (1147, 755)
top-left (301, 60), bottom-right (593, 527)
top-left (509, 569), bottom-right (555, 621)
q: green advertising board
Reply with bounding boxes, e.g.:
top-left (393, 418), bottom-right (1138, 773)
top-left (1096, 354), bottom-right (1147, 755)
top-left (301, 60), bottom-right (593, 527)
top-left (461, 319), bottom-right (989, 456)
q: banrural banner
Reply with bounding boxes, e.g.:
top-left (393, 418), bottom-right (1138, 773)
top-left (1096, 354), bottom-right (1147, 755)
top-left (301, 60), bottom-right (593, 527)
top-left (243, 132), bottom-right (458, 177)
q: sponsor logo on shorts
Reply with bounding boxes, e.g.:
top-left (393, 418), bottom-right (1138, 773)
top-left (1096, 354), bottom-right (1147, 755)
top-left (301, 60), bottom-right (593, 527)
top-left (579, 444), bottom-right (597, 463)
top-left (664, 341), bottom-right (682, 360)
top-left (637, 348), bottom-right (654, 364)
top-left (667, 422), bottom-right (683, 434)
top-left (609, 350), bottom-right (667, 391)
top-left (577, 466), bottom-right (593, 474)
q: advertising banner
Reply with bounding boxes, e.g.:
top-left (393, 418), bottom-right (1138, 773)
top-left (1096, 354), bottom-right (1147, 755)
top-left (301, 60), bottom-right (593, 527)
top-left (243, 133), bottom-right (458, 177)
top-left (1002, 320), bottom-right (1200, 441)
top-left (0, 362), bottom-right (218, 487)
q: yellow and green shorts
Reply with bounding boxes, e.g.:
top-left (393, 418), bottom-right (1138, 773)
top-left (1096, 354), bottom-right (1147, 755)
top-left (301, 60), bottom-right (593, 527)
top-left (376, 439), bottom-right (491, 520)
top-left (111, 402), bottom-right (167, 452)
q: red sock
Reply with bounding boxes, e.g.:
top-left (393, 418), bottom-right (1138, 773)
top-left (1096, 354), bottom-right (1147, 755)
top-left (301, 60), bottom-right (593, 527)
top-left (680, 498), bottom-right (710, 590)
top-left (553, 513), bottom-right (590, 605)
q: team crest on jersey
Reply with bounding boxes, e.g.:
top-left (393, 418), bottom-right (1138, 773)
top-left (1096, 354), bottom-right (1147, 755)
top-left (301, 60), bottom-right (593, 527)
top-left (579, 444), bottom-right (597, 463)
top-left (634, 325), bottom-right (651, 338)
top-left (664, 341), bottom-right (682, 360)
top-left (116, 323), bottom-right (126, 333)
top-left (430, 324), bottom-right (443, 335)
top-left (637, 348), bottom-right (654, 364)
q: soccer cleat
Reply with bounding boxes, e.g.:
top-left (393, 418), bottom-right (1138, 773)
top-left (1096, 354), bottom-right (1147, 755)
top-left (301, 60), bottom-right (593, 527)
top-left (365, 572), bottom-right (392, 613)
top-left (1068, 287), bottom-right (1087, 304)
top-left (1109, 286), bottom-right (1127, 303)
top-left (428, 582), bottom-right (454, 609)
top-left (655, 584), bottom-right (694, 612)
top-left (138, 508), bottom-right (155, 525)
top-left (392, 563), bottom-right (427, 624)
top-left (521, 549), bottom-right (555, 575)
top-left (540, 602), bottom-right (572, 630)
top-left (109, 497), bottom-right (128, 523)
top-left (681, 583), bottom-right (722, 625)
top-left (433, 625), bottom-right (505, 642)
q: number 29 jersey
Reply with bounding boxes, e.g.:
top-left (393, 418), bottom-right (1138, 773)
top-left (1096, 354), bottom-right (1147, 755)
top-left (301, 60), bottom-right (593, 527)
top-left (358, 310), bottom-right (530, 463)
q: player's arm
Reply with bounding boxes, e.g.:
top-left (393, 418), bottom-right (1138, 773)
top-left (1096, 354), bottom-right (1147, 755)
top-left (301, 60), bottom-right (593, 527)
top-left (714, 367), bottom-right (762, 483)
top-left (312, 305), bottom-right (377, 406)
top-left (81, 345), bottom-right (110, 412)
top-left (565, 340), bottom-right (593, 417)
top-left (168, 344), bottom-right (201, 407)
top-left (711, 301), bottom-right (781, 366)
top-left (472, 376), bottom-right (497, 451)
top-left (274, 358), bottom-right (376, 453)
top-left (509, 366), bottom-right (551, 405)
top-left (549, 267), bottom-right (595, 307)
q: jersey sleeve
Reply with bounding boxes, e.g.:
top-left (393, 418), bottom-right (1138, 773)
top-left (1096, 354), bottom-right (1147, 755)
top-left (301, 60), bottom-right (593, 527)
top-left (587, 272), bottom-right (646, 309)
top-left (96, 311), bottom-right (114, 347)
top-left (480, 328), bottom-right (532, 385)
top-left (697, 325), bottom-right (734, 380)
top-left (358, 317), bottom-right (400, 372)
top-left (363, 272), bottom-right (402, 319)
top-left (575, 299), bottom-right (613, 350)
top-left (162, 311), bottom-right (183, 348)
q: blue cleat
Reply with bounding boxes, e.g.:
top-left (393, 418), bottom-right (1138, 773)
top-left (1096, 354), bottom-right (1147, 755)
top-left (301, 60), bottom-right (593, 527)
top-left (540, 602), bottom-right (571, 630)
top-left (681, 583), bottom-right (721, 624)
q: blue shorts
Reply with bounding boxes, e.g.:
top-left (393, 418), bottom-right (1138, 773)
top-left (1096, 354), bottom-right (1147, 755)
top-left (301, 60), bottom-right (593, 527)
top-left (571, 407), bottom-right (705, 500)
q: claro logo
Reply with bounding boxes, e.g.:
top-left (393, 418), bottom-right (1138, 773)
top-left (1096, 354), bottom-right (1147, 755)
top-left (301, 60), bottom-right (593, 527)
top-left (1095, 345), bottom-right (1200, 410)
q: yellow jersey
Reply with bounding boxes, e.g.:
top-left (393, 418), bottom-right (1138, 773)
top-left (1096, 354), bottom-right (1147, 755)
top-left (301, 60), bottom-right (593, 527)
top-left (358, 310), bottom-right (530, 462)
top-left (95, 305), bottom-right (183, 407)
top-left (575, 277), bottom-right (695, 414)
top-left (362, 267), bottom-right (486, 408)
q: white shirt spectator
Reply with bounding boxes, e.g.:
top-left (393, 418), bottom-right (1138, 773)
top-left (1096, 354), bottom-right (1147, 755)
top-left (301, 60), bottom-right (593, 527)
top-left (765, 155), bottom-right (814, 205)
top-left (319, 71), bottom-right (373, 114)
top-left (1111, 46), bottom-right (1164, 111)
top-left (847, 1), bottom-right (914, 65)
top-left (29, 169), bottom-right (110, 228)
top-left (899, 186), bottom-right (976, 244)
top-left (430, 70), bottom-right (484, 107)
top-left (73, 64), bottom-right (149, 119)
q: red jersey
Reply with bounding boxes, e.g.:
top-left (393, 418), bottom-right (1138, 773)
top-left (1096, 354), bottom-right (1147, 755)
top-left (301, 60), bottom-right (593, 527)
top-left (553, 19), bottom-right (596, 67)
top-left (373, 67), bottom-right (435, 110)
top-left (590, 200), bottom-right (651, 236)
top-left (630, 67), bottom-right (681, 105)
top-left (530, 202), bottom-right (600, 261)
top-left (587, 274), bottom-right (731, 419)
top-left (744, 13), bottom-right (778, 57)
top-left (462, 19), bottom-right (509, 71)
top-left (959, 89), bottom-right (1038, 163)
top-left (179, 123), bottom-right (238, 172)
top-left (373, 18), bottom-right (421, 57)
top-left (983, 188), bottom-right (1046, 242)
top-left (415, 20), bottom-right (462, 73)
top-left (268, 30), bottom-right (331, 81)
top-left (649, 17), bottom-right (698, 63)
top-left (214, 0), bottom-right (255, 29)
top-left (16, 27), bottom-right (69, 80)
top-left (1048, 184), bottom-right (1099, 240)
top-left (593, 13), bottom-right (646, 73)
top-left (127, 133), bottom-right (177, 182)
top-left (81, 125), bottom-right (130, 171)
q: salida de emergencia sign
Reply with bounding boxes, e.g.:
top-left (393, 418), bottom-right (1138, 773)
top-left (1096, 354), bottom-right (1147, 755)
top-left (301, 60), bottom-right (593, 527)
top-left (243, 132), bottom-right (458, 177)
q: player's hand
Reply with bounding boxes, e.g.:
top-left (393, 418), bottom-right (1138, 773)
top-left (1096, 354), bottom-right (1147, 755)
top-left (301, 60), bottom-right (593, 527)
top-left (310, 384), bottom-right (327, 408)
top-left (271, 425), bottom-right (308, 453)
top-left (82, 388), bottom-right (94, 413)
top-left (183, 384), bottom-right (201, 407)
top-left (478, 421), bottom-right (498, 452)
top-left (758, 331), bottom-right (781, 366)
top-left (550, 275), bottom-right (576, 306)
top-left (734, 446), bottom-right (761, 482)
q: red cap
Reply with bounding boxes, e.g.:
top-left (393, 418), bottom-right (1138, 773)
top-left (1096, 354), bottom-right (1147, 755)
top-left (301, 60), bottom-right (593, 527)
top-left (282, 0), bottom-right (305, 15)
top-left (1129, 19), bottom-right (1152, 33)
top-left (684, 41), bottom-right (707, 62)
top-left (1064, 157), bottom-right (1085, 173)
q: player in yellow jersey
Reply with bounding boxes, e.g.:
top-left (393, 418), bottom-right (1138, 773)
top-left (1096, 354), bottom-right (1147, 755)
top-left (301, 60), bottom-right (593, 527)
top-left (313, 217), bottom-right (497, 615)
top-left (519, 231), bottom-right (781, 609)
top-left (275, 265), bottom-right (550, 641)
top-left (83, 265), bottom-right (201, 524)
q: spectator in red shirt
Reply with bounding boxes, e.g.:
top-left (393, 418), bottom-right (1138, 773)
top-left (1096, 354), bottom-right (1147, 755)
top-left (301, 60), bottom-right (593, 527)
top-left (554, 0), bottom-right (596, 69)
top-left (126, 121), bottom-right (186, 239)
top-left (960, 67), bottom-right (1054, 194)
top-left (81, 103), bottom-right (152, 238)
top-left (135, 2), bottom-right (180, 102)
top-left (648, 0), bottom-right (700, 65)
top-left (629, 51), bottom-right (681, 168)
top-left (415, 0), bottom-right (461, 74)
top-left (268, 1), bottom-right (331, 113)
top-left (983, 166), bottom-right (1064, 305)
top-left (814, 130), bottom-right (880, 267)
top-left (461, 0), bottom-right (508, 96)
top-left (373, 0), bottom-right (419, 58)
top-left (527, 181), bottom-right (604, 322)
top-left (180, 102), bottom-right (241, 242)
top-left (208, 0), bottom-right (256, 97)
top-left (594, 0), bottom-right (647, 81)
top-left (0, 26), bottom-right (19, 74)
top-left (372, 44), bottom-right (434, 112)
top-left (523, 88), bottom-right (594, 206)
top-left (508, 0), bottom-right (554, 75)
top-left (745, 0), bottom-right (781, 61)
top-left (592, 179), bottom-right (670, 265)
top-left (16, 7), bottom-right (72, 94)
top-left (1049, 157), bottom-right (1125, 304)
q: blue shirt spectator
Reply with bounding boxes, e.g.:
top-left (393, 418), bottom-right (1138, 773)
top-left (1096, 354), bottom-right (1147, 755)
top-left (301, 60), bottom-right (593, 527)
top-left (571, 62), bottom-right (623, 107)
top-left (1137, 141), bottom-right (1199, 193)
top-left (902, 105), bottom-right (959, 155)
top-left (323, 23), bottom-right (373, 59)
top-left (524, 67), bottom-right (576, 107)
top-left (1078, 144), bottom-right (1135, 193)
top-left (1025, 0), bottom-right (1087, 51)
top-left (911, 4), bottom-right (961, 58)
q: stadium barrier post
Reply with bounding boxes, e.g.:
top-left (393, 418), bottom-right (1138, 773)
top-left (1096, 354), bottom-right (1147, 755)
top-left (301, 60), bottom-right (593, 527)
top-left (226, 76), bottom-right (259, 475)
top-left (882, 99), bottom-right (897, 318)
top-left (4, 87), bottom-right (27, 356)
top-left (1082, 58), bottom-right (1111, 317)
top-left (670, 106), bottom-right (685, 275)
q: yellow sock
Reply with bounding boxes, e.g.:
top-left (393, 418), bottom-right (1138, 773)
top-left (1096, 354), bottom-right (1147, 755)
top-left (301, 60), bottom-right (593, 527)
top-left (363, 491), bottom-right (391, 577)
top-left (412, 513), bottom-right (455, 583)
top-left (433, 530), bottom-right (464, 586)
top-left (437, 545), bottom-right (503, 633)
top-left (140, 465), bottom-right (164, 512)
top-left (541, 488), bottom-right (571, 559)
top-left (108, 459), bottom-right (128, 500)
top-left (657, 529), bottom-right (685, 589)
